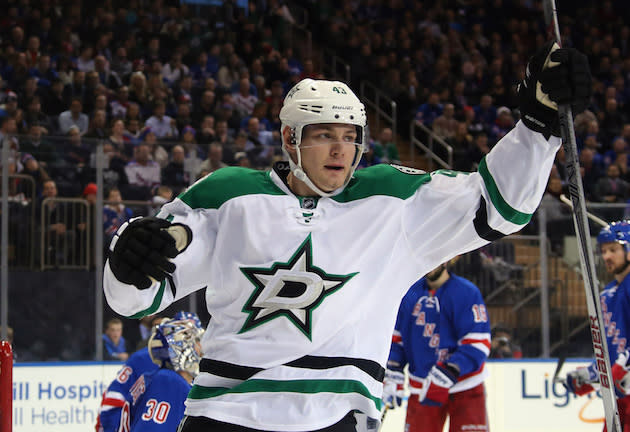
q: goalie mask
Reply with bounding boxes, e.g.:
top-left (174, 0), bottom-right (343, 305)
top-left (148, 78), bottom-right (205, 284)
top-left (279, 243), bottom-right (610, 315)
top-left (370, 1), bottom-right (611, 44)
top-left (148, 316), bottom-right (204, 377)
top-left (279, 78), bottom-right (367, 197)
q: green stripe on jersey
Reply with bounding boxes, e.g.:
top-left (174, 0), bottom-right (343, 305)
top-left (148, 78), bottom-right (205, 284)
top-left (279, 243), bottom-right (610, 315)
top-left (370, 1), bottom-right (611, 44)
top-left (179, 167), bottom-right (286, 210)
top-left (127, 280), bottom-right (166, 319)
top-left (188, 379), bottom-right (382, 410)
top-left (332, 164), bottom-right (431, 203)
top-left (478, 157), bottom-right (532, 225)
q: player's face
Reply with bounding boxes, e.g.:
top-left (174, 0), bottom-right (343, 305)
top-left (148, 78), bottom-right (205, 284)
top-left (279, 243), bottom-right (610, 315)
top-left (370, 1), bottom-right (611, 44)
top-left (298, 124), bottom-right (359, 193)
top-left (600, 242), bottom-right (628, 274)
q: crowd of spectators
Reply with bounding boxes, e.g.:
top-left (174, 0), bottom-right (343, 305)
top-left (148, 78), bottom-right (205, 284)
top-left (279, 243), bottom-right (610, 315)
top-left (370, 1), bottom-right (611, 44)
top-left (3, 0), bottom-right (627, 359)
top-left (305, 0), bottom-right (630, 208)
top-left (0, 0), bottom-right (309, 213)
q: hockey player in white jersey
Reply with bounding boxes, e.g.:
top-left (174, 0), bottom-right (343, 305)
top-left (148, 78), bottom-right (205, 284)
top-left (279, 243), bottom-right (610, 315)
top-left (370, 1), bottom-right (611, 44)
top-left (104, 41), bottom-right (591, 432)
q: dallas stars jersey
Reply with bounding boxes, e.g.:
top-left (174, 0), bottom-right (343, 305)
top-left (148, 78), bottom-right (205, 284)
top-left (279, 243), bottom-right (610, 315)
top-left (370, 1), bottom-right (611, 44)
top-left (104, 121), bottom-right (559, 430)
top-left (388, 274), bottom-right (491, 396)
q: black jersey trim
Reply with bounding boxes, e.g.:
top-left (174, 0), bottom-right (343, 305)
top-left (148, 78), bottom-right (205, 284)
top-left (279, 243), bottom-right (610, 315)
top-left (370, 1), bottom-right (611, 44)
top-left (473, 196), bottom-right (508, 241)
top-left (199, 355), bottom-right (385, 382)
top-left (199, 358), bottom-right (264, 380)
top-left (285, 355), bottom-right (385, 382)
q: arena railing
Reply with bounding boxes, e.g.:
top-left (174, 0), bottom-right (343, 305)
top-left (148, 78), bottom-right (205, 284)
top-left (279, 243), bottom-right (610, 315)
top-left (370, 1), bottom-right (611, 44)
top-left (360, 80), bottom-right (397, 148)
top-left (321, 49), bottom-right (351, 85)
top-left (409, 120), bottom-right (454, 170)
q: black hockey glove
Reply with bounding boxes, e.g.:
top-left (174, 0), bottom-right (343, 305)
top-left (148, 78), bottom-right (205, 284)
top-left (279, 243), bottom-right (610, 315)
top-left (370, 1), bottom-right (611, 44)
top-left (518, 41), bottom-right (591, 139)
top-left (108, 217), bottom-right (192, 290)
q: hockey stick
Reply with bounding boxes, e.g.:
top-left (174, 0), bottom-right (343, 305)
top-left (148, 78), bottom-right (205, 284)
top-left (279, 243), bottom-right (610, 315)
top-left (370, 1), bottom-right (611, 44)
top-left (542, 1), bottom-right (622, 430)
top-left (552, 343), bottom-right (567, 384)
top-left (377, 405), bottom-right (389, 432)
top-left (559, 194), bottom-right (607, 227)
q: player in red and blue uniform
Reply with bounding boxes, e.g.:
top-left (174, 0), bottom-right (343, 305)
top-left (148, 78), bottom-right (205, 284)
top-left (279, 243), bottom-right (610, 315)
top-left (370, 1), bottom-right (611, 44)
top-left (96, 312), bottom-right (202, 432)
top-left (565, 221), bottom-right (630, 431)
top-left (383, 260), bottom-right (491, 432)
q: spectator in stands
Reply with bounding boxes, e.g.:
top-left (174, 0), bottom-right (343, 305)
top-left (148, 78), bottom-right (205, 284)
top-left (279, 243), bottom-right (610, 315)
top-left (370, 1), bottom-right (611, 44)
top-left (175, 102), bottom-right (193, 133)
top-left (217, 53), bottom-right (243, 90)
top-left (192, 90), bottom-right (217, 130)
top-left (151, 185), bottom-right (174, 215)
top-left (21, 77), bottom-right (40, 105)
top-left (42, 78), bottom-right (67, 117)
top-left (599, 98), bottom-right (627, 148)
top-left (58, 97), bottom-right (89, 135)
top-left (110, 86), bottom-right (130, 119)
top-left (580, 148), bottom-right (605, 201)
top-left (357, 141), bottom-right (382, 170)
top-left (464, 132), bottom-right (491, 171)
top-left (128, 72), bottom-right (148, 108)
top-left (162, 144), bottom-right (189, 195)
top-left (162, 53), bottom-right (189, 85)
top-left (145, 101), bottom-right (178, 139)
top-left (62, 70), bottom-right (86, 104)
top-left (24, 96), bottom-right (53, 132)
top-left (144, 129), bottom-right (169, 168)
top-left (102, 317), bottom-right (128, 361)
top-left (539, 174), bottom-right (574, 253)
top-left (28, 54), bottom-right (57, 88)
top-left (415, 91), bottom-right (443, 127)
top-left (64, 125), bottom-right (91, 171)
top-left (489, 325), bottom-right (522, 359)
top-left (214, 119), bottom-right (234, 150)
top-left (432, 103), bottom-right (458, 139)
top-left (449, 123), bottom-right (474, 171)
top-left (124, 143), bottom-right (161, 195)
top-left (197, 115), bottom-right (216, 146)
top-left (232, 77), bottom-right (258, 118)
top-left (19, 153), bottom-right (49, 197)
top-left (104, 187), bottom-right (133, 244)
top-left (372, 127), bottom-right (399, 164)
top-left (20, 123), bottom-right (58, 168)
top-left (40, 178), bottom-right (73, 266)
top-left (595, 163), bottom-right (629, 210)
top-left (94, 55), bottom-right (122, 90)
top-left (490, 106), bottom-right (515, 144)
top-left (474, 94), bottom-right (497, 133)
top-left (111, 47), bottom-right (132, 82)
top-left (77, 45), bottom-right (95, 73)
top-left (0, 92), bottom-right (19, 119)
top-left (199, 142), bottom-right (228, 175)
top-left (86, 109), bottom-right (108, 139)
top-left (0, 117), bottom-right (19, 175)
top-left (240, 101), bottom-right (272, 132)
top-left (245, 116), bottom-right (277, 168)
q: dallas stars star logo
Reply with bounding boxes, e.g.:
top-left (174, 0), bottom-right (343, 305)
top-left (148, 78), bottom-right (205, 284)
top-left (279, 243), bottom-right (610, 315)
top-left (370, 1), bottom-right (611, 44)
top-left (239, 235), bottom-right (358, 340)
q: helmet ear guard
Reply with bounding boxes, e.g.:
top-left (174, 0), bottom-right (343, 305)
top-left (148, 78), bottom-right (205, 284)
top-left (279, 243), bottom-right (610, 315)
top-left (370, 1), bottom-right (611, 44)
top-left (279, 79), bottom-right (367, 197)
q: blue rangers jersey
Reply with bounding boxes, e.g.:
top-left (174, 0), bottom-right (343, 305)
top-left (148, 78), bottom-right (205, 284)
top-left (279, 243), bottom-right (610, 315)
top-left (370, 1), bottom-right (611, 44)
top-left (97, 348), bottom-right (159, 432)
top-left (118, 368), bottom-right (190, 432)
top-left (600, 273), bottom-right (630, 364)
top-left (388, 274), bottom-right (491, 394)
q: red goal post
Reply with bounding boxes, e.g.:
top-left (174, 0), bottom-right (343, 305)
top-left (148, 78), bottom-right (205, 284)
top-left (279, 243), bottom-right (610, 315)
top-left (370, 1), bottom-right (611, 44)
top-left (0, 341), bottom-right (11, 432)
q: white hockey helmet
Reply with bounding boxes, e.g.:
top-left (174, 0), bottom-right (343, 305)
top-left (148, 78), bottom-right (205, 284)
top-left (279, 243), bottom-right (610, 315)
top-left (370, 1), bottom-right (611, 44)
top-left (280, 78), bottom-right (367, 197)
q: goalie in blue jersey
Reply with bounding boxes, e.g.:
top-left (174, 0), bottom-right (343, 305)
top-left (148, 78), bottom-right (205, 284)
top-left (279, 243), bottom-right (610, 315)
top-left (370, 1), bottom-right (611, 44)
top-left (97, 313), bottom-right (204, 432)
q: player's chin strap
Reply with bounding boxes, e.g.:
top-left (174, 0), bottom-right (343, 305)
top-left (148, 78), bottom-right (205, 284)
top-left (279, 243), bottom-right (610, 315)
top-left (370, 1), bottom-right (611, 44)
top-left (282, 146), bottom-right (361, 198)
